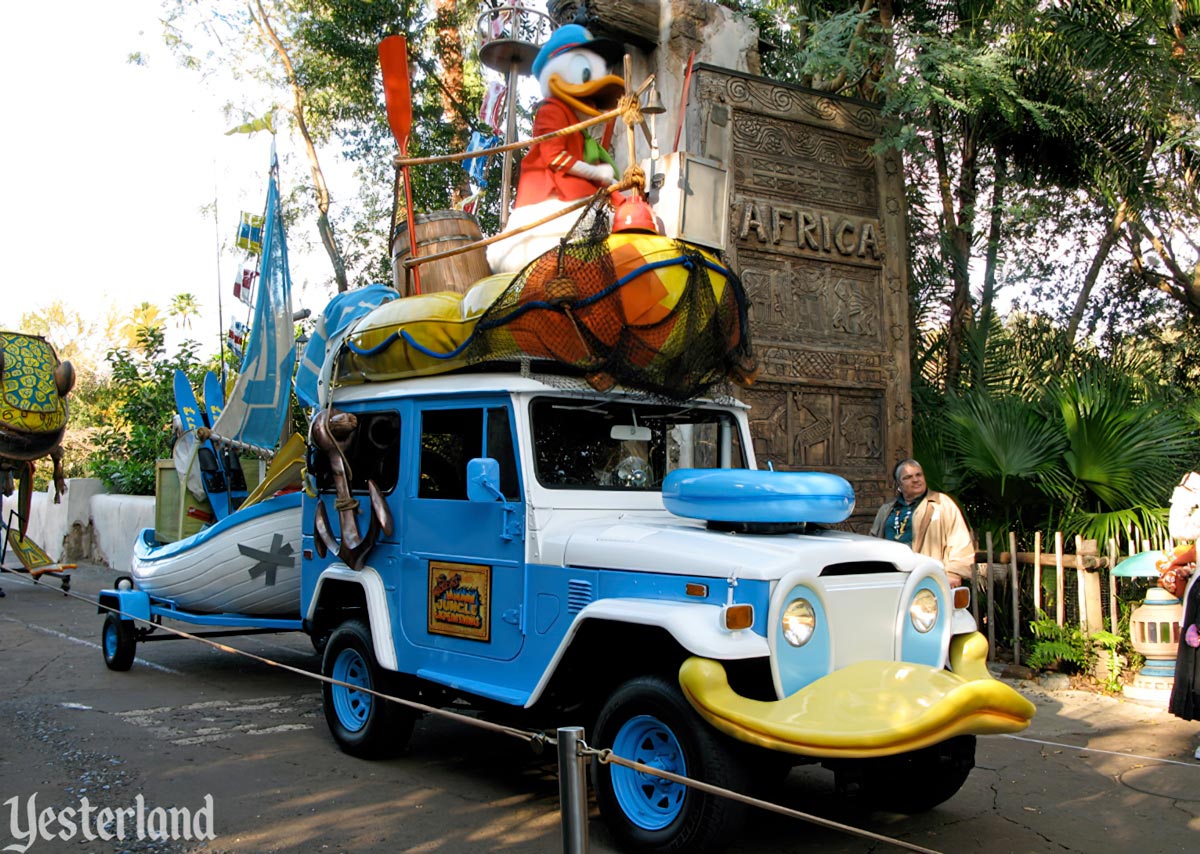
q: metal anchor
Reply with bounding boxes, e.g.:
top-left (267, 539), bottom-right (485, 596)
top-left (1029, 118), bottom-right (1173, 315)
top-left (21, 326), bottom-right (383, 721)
top-left (310, 408), bottom-right (393, 570)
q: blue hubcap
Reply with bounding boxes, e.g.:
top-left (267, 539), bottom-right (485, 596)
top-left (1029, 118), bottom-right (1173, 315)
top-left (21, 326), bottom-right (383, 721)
top-left (104, 623), bottom-right (118, 657)
top-left (331, 647), bottom-right (372, 732)
top-left (610, 714), bottom-right (687, 830)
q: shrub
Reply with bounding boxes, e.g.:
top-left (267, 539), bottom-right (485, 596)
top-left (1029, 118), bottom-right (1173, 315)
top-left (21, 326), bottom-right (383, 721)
top-left (88, 327), bottom-right (203, 495)
top-left (1025, 614), bottom-right (1091, 673)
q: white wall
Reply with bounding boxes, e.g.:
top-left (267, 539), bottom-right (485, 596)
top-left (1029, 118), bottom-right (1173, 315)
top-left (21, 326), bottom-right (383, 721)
top-left (4, 479), bottom-right (152, 572)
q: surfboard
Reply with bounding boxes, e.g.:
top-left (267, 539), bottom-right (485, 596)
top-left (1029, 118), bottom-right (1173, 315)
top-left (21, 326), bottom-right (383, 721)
top-left (200, 370), bottom-right (250, 515)
top-left (174, 369), bottom-right (230, 520)
top-left (203, 371), bottom-right (225, 427)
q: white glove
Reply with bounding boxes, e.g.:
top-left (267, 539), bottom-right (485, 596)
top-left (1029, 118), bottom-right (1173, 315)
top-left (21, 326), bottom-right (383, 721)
top-left (569, 160), bottom-right (616, 187)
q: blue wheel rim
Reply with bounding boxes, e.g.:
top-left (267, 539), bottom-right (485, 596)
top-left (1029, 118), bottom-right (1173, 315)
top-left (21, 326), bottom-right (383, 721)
top-left (331, 647), bottom-right (372, 732)
top-left (610, 714), bottom-right (687, 831)
top-left (104, 622), bottom-right (118, 658)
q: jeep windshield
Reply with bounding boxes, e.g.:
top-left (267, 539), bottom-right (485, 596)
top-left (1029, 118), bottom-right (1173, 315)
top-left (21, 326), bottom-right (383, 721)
top-left (530, 397), bottom-right (746, 490)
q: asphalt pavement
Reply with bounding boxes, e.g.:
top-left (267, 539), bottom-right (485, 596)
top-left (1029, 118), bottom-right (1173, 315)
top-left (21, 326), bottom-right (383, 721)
top-left (1, 561), bottom-right (1198, 854)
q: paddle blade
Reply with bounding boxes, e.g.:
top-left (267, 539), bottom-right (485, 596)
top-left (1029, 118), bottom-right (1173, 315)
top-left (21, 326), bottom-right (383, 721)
top-left (379, 35), bottom-right (413, 152)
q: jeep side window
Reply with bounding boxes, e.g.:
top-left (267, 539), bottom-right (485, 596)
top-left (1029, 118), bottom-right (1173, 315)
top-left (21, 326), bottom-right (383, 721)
top-left (486, 407), bottom-right (520, 500)
top-left (312, 410), bottom-right (401, 494)
top-left (418, 406), bottom-right (519, 500)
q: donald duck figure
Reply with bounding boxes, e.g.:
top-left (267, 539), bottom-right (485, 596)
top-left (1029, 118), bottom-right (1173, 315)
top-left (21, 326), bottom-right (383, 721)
top-left (487, 24), bottom-right (626, 274)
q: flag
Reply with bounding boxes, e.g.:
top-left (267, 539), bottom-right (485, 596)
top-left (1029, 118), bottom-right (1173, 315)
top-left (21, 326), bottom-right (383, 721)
top-left (233, 268), bottom-right (258, 306)
top-left (225, 111), bottom-right (276, 136)
top-left (479, 80), bottom-right (507, 136)
top-left (227, 318), bottom-right (249, 361)
top-left (212, 150), bottom-right (297, 451)
top-left (463, 132), bottom-right (501, 187)
top-left (236, 212), bottom-right (264, 254)
top-left (460, 191), bottom-right (482, 215)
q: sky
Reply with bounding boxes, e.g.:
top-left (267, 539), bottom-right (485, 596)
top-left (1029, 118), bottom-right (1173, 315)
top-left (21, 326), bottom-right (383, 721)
top-left (1, 0), bottom-right (335, 358)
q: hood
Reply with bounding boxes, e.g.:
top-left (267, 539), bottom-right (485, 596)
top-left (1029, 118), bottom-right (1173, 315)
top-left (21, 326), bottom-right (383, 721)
top-left (544, 515), bottom-right (929, 581)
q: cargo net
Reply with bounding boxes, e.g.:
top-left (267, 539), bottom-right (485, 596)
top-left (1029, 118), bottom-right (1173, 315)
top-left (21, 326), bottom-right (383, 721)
top-left (466, 199), bottom-right (757, 401)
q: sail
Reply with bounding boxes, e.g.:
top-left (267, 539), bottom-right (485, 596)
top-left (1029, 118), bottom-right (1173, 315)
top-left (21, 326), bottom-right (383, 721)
top-left (211, 156), bottom-right (295, 452)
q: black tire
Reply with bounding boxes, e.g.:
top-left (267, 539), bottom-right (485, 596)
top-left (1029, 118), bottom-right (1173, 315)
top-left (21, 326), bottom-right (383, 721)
top-left (592, 675), bottom-right (749, 854)
top-left (320, 619), bottom-right (414, 759)
top-left (102, 613), bottom-right (137, 671)
top-left (862, 735), bottom-right (976, 814)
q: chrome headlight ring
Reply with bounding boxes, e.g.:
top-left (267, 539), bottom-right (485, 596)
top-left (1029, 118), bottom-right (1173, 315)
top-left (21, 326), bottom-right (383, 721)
top-left (909, 588), bottom-right (939, 633)
top-left (781, 598), bottom-right (817, 647)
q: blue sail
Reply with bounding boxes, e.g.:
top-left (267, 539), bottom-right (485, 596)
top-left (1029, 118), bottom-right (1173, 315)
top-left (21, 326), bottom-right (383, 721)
top-left (211, 156), bottom-right (295, 452)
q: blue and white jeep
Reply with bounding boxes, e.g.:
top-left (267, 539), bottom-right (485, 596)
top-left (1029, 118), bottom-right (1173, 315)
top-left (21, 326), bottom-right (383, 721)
top-left (303, 371), bottom-right (1034, 853)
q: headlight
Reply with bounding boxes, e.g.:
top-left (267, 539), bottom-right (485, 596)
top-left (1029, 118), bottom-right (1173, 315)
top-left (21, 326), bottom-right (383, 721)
top-left (909, 588), bottom-right (938, 633)
top-left (781, 599), bottom-right (816, 647)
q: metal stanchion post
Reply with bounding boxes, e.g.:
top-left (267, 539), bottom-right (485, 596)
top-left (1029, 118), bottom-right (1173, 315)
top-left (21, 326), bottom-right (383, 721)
top-left (557, 726), bottom-right (589, 854)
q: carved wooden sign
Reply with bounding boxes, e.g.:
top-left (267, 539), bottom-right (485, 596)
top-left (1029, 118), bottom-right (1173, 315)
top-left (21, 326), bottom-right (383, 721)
top-left (687, 66), bottom-right (913, 526)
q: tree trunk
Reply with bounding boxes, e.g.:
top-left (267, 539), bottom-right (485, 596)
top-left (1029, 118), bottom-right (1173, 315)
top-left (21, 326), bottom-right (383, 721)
top-left (932, 104), bottom-right (976, 390)
top-left (435, 0), bottom-right (472, 207)
top-left (1063, 199), bottom-right (1127, 342)
top-left (977, 147), bottom-right (1008, 346)
top-left (253, 1), bottom-right (349, 292)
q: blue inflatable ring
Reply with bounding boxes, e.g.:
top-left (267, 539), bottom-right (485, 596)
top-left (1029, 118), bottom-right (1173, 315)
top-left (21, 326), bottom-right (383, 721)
top-left (661, 468), bottom-right (855, 525)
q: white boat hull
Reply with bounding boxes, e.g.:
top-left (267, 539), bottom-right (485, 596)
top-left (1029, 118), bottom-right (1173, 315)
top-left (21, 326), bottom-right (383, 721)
top-left (131, 492), bottom-right (303, 616)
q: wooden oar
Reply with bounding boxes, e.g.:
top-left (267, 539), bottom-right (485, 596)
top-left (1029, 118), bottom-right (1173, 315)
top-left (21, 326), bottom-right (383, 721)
top-left (379, 35), bottom-right (422, 295)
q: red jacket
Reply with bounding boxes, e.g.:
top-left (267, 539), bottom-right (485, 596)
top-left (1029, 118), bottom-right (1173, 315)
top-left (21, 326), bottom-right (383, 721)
top-left (514, 97), bottom-right (606, 207)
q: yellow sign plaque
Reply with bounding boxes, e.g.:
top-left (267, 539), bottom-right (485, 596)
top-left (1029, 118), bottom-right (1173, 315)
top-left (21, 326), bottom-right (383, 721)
top-left (428, 561), bottom-right (491, 642)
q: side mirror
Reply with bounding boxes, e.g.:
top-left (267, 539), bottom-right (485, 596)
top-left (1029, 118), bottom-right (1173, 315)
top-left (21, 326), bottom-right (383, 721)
top-left (467, 457), bottom-right (505, 502)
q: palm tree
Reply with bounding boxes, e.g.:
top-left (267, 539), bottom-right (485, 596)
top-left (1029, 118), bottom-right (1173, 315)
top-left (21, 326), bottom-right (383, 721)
top-left (1042, 364), bottom-right (1195, 545)
top-left (169, 292), bottom-right (201, 331)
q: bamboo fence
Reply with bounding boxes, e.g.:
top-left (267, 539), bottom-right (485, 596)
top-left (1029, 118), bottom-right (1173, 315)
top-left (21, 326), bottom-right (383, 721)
top-left (970, 527), bottom-right (1172, 663)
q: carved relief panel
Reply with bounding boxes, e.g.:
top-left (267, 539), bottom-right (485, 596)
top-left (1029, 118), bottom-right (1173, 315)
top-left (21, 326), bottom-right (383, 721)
top-left (688, 67), bottom-right (912, 527)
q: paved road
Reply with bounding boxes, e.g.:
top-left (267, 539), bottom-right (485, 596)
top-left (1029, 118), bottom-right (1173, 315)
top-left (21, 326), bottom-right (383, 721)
top-left (1, 562), bottom-right (1198, 853)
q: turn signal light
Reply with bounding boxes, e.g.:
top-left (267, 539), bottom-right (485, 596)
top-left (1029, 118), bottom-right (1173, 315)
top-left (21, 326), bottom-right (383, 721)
top-left (953, 586), bottom-right (971, 610)
top-left (722, 604), bottom-right (754, 631)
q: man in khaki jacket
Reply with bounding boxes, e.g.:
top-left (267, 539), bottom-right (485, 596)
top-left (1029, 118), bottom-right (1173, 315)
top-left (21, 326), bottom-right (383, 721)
top-left (870, 459), bottom-right (975, 587)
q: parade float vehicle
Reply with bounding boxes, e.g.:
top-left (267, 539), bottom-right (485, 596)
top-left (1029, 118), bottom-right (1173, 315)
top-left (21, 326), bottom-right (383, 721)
top-left (99, 231), bottom-right (1036, 852)
top-left (0, 330), bottom-right (75, 587)
top-left (97, 15), bottom-right (1035, 853)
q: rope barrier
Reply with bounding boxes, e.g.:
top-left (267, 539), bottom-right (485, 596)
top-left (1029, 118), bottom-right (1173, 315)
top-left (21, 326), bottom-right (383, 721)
top-left (6, 569), bottom-right (960, 852)
top-left (3, 571), bottom-right (539, 745)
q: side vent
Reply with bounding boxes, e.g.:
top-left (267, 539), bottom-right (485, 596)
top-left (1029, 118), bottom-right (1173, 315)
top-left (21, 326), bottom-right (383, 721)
top-left (567, 579), bottom-right (594, 614)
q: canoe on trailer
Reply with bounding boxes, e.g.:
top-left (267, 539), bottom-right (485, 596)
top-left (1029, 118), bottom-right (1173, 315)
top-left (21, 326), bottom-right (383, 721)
top-left (131, 491), bottom-right (303, 617)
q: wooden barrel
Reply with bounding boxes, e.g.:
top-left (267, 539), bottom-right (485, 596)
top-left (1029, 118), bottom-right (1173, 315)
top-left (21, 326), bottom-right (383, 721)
top-left (391, 210), bottom-right (492, 296)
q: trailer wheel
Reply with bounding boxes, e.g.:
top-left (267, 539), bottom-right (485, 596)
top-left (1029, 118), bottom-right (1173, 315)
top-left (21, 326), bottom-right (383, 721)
top-left (102, 613), bottom-right (137, 671)
top-left (593, 675), bottom-right (749, 853)
top-left (321, 619), bottom-right (413, 759)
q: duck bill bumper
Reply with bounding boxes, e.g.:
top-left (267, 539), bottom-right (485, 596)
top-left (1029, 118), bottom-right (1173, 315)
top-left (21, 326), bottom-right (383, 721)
top-left (679, 631), bottom-right (1036, 760)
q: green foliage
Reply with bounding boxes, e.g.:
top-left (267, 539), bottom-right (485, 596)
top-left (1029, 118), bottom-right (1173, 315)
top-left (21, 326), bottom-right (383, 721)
top-left (1089, 629), bottom-right (1125, 692)
top-left (915, 315), bottom-right (1200, 542)
top-left (88, 327), bottom-right (204, 495)
top-left (1025, 614), bottom-right (1091, 673)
